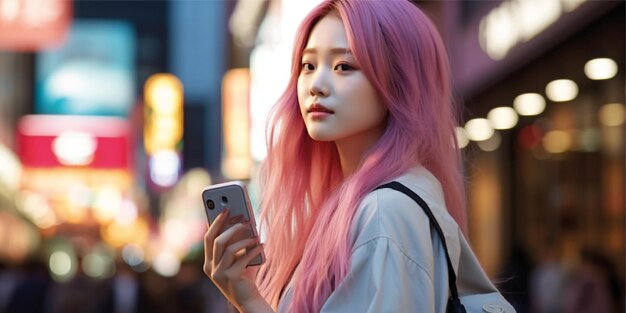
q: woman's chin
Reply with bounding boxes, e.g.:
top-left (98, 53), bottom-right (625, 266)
top-left (306, 130), bottom-right (336, 142)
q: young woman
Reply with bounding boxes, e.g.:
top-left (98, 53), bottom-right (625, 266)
top-left (204, 1), bottom-right (509, 312)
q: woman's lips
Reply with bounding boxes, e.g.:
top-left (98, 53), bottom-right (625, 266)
top-left (309, 111), bottom-right (333, 120)
top-left (308, 103), bottom-right (334, 113)
top-left (307, 104), bottom-right (334, 120)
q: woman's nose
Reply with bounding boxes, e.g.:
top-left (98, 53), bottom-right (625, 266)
top-left (310, 85), bottom-right (327, 97)
top-left (309, 70), bottom-right (329, 97)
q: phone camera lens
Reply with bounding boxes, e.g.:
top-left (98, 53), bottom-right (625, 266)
top-left (207, 200), bottom-right (215, 210)
top-left (221, 196), bottom-right (228, 205)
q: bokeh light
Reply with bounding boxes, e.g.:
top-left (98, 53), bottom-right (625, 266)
top-left (488, 107), bottom-right (519, 129)
top-left (153, 251), bottom-right (180, 277)
top-left (543, 130), bottom-right (572, 153)
top-left (49, 250), bottom-right (75, 282)
top-left (599, 103), bottom-right (625, 126)
top-left (584, 58), bottom-right (618, 80)
top-left (456, 127), bottom-right (469, 149)
top-left (514, 93), bottom-right (546, 116)
top-left (465, 118), bottom-right (495, 141)
top-left (545, 79), bottom-right (578, 102)
top-left (477, 131), bottom-right (502, 152)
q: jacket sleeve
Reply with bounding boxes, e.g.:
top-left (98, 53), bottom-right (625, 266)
top-left (320, 236), bottom-right (436, 313)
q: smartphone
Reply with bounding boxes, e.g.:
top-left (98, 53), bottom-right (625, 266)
top-left (202, 181), bottom-right (265, 266)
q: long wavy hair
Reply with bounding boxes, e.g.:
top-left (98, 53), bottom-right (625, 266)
top-left (256, 0), bottom-right (466, 311)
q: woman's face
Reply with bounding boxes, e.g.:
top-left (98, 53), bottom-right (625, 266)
top-left (297, 14), bottom-right (388, 144)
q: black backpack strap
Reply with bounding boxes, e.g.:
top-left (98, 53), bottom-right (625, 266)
top-left (375, 181), bottom-right (466, 312)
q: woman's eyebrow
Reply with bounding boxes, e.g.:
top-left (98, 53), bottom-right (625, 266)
top-left (302, 47), bottom-right (353, 55)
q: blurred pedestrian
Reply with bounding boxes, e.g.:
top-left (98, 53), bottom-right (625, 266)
top-left (560, 248), bottom-right (622, 313)
top-left (4, 259), bottom-right (50, 313)
top-left (530, 239), bottom-right (565, 313)
top-left (98, 260), bottom-right (143, 313)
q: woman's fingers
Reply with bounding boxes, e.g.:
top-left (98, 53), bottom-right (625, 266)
top-left (215, 237), bottom-right (259, 271)
top-left (230, 243), bottom-right (264, 274)
top-left (213, 243), bottom-right (264, 284)
top-left (205, 209), bottom-right (230, 249)
top-left (204, 209), bottom-right (229, 251)
top-left (204, 209), bottom-right (230, 272)
top-left (213, 222), bottom-right (252, 266)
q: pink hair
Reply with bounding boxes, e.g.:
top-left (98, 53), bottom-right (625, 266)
top-left (256, 0), bottom-right (466, 311)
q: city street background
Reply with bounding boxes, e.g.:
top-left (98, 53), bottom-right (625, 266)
top-left (0, 0), bottom-right (623, 312)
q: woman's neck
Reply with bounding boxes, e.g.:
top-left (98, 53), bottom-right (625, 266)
top-left (334, 125), bottom-right (386, 177)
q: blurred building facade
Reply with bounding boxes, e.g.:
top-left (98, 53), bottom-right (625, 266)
top-left (421, 1), bottom-right (625, 312)
top-left (0, 1), bottom-right (234, 312)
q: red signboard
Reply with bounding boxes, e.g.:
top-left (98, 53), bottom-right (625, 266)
top-left (0, 0), bottom-right (72, 51)
top-left (16, 115), bottom-right (132, 169)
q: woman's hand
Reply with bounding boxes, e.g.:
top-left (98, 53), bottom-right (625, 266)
top-left (203, 209), bottom-right (273, 312)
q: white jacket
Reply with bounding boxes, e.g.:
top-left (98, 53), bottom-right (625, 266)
top-left (278, 166), bottom-right (504, 312)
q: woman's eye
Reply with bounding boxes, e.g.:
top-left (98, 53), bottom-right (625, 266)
top-left (301, 63), bottom-right (315, 71)
top-left (335, 63), bottom-right (354, 72)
